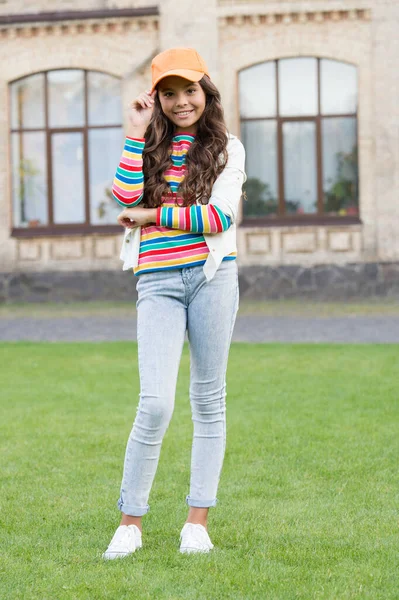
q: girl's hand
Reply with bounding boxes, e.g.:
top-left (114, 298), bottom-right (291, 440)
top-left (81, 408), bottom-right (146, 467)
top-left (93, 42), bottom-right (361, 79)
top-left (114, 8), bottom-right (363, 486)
top-left (117, 207), bottom-right (157, 228)
top-left (128, 90), bottom-right (157, 131)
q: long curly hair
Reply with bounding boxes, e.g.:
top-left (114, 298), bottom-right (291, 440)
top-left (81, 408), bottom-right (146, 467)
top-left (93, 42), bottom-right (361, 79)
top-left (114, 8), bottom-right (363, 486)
top-left (141, 75), bottom-right (228, 207)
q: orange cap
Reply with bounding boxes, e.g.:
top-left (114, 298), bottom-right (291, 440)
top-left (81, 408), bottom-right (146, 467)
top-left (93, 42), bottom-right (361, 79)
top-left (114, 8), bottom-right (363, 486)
top-left (151, 47), bottom-right (210, 91)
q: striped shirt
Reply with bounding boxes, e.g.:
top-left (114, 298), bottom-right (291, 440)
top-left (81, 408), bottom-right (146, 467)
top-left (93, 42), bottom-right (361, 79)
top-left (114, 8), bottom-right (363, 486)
top-left (112, 133), bottom-right (236, 275)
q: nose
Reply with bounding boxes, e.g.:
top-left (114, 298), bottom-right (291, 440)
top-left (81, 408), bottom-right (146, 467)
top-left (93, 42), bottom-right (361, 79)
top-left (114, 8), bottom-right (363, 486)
top-left (175, 93), bottom-right (188, 108)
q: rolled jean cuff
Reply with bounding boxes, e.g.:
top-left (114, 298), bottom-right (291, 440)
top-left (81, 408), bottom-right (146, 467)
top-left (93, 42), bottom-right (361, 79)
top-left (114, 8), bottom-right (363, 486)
top-left (117, 498), bottom-right (150, 517)
top-left (185, 495), bottom-right (218, 508)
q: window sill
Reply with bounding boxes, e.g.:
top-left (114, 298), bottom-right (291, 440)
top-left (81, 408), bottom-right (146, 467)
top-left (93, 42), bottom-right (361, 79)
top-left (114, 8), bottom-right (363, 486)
top-left (240, 216), bottom-right (362, 228)
top-left (11, 225), bottom-right (123, 238)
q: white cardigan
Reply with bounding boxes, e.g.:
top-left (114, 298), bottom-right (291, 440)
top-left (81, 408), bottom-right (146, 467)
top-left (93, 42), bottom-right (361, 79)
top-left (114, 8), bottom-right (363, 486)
top-left (119, 134), bottom-right (246, 281)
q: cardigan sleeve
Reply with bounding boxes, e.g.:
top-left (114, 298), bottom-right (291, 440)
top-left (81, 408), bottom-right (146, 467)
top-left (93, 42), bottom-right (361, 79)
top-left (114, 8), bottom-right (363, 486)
top-left (111, 137), bottom-right (145, 207)
top-left (207, 137), bottom-right (246, 224)
top-left (155, 136), bottom-right (246, 232)
top-left (156, 204), bottom-right (231, 233)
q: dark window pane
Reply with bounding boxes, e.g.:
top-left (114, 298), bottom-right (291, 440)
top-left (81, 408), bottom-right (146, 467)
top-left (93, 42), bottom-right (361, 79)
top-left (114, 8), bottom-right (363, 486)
top-left (320, 60), bottom-right (357, 115)
top-left (11, 132), bottom-right (48, 227)
top-left (52, 133), bottom-right (85, 223)
top-left (10, 74), bottom-right (45, 130)
top-left (241, 120), bottom-right (278, 217)
top-left (239, 62), bottom-right (276, 118)
top-left (88, 72), bottom-right (122, 126)
top-left (48, 70), bottom-right (85, 128)
top-left (322, 117), bottom-right (358, 215)
top-left (89, 127), bottom-right (124, 224)
top-left (279, 58), bottom-right (318, 117)
top-left (283, 121), bottom-right (317, 214)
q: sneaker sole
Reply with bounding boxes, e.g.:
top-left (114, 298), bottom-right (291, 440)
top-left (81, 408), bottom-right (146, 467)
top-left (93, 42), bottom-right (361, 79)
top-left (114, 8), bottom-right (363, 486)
top-left (102, 544), bottom-right (142, 560)
top-left (180, 546), bottom-right (213, 554)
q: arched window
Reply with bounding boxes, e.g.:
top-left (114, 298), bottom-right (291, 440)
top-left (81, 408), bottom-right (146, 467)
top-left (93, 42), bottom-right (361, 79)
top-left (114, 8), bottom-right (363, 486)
top-left (239, 58), bottom-right (358, 222)
top-left (10, 69), bottom-right (123, 234)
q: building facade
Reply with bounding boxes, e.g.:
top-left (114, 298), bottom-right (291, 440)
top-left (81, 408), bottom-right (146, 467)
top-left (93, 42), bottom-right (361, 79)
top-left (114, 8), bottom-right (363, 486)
top-left (1, 0), bottom-right (399, 300)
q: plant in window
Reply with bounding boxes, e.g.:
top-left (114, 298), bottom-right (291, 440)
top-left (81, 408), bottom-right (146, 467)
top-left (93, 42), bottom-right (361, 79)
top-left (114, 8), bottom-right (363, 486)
top-left (243, 178), bottom-right (278, 217)
top-left (324, 145), bottom-right (358, 215)
top-left (97, 185), bottom-right (114, 220)
top-left (18, 158), bottom-right (42, 226)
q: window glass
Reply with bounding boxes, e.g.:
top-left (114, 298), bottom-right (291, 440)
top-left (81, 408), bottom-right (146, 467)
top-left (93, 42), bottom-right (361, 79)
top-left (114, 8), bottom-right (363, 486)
top-left (239, 62), bottom-right (276, 119)
top-left (89, 127), bottom-right (124, 224)
top-left (88, 72), bottom-right (122, 126)
top-left (11, 132), bottom-right (48, 227)
top-left (48, 70), bottom-right (85, 128)
top-left (52, 132), bottom-right (85, 223)
top-left (322, 117), bottom-right (358, 215)
top-left (10, 69), bottom-right (124, 231)
top-left (279, 58), bottom-right (318, 117)
top-left (239, 58), bottom-right (359, 220)
top-left (241, 120), bottom-right (278, 217)
top-left (283, 121), bottom-right (317, 214)
top-left (10, 74), bottom-right (45, 130)
top-left (321, 60), bottom-right (357, 115)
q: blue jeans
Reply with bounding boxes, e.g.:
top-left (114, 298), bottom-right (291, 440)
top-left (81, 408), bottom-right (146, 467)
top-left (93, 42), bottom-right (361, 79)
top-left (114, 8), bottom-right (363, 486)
top-left (117, 261), bottom-right (239, 516)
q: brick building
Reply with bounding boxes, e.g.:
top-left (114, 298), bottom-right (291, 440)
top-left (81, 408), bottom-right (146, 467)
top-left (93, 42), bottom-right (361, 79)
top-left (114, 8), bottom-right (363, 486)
top-left (1, 0), bottom-right (399, 300)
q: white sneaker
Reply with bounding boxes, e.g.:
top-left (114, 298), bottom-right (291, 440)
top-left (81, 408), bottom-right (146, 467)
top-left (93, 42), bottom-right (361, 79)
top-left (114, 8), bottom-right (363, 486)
top-left (102, 524), bottom-right (142, 560)
top-left (179, 523), bottom-right (214, 554)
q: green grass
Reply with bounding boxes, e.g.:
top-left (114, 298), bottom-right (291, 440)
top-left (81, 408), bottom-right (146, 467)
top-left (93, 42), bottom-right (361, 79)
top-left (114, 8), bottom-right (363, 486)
top-left (0, 343), bottom-right (398, 599)
top-left (1, 298), bottom-right (399, 318)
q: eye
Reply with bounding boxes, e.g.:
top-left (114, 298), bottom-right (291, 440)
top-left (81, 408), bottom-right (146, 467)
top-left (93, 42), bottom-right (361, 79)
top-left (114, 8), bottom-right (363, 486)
top-left (187, 88), bottom-right (196, 94)
top-left (163, 91), bottom-right (173, 98)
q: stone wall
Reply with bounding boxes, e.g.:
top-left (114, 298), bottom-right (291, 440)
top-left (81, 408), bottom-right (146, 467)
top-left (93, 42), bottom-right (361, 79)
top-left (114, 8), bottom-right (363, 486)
top-left (1, 262), bottom-right (399, 303)
top-left (0, 11), bottom-right (158, 272)
top-left (219, 4), bottom-right (375, 267)
top-left (0, 0), bottom-right (399, 294)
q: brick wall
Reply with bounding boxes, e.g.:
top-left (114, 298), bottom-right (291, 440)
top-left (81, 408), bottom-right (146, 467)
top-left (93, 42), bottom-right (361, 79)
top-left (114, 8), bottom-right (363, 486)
top-left (0, 11), bottom-right (158, 272)
top-left (0, 0), bottom-right (399, 285)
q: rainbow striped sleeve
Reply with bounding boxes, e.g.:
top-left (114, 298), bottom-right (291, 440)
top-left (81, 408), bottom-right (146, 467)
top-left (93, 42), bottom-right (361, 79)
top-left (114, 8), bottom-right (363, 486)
top-left (112, 137), bottom-right (145, 207)
top-left (156, 204), bottom-right (232, 233)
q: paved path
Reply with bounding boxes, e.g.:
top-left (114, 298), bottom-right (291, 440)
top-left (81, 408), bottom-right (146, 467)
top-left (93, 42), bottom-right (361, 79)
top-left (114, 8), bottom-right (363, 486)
top-left (1, 315), bottom-right (399, 343)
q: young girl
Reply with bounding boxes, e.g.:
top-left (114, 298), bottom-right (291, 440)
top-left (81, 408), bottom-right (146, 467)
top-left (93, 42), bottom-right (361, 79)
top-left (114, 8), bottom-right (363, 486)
top-left (103, 47), bottom-right (246, 558)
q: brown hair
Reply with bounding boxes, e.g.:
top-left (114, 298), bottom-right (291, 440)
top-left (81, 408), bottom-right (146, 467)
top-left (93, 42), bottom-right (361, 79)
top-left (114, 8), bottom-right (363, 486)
top-left (141, 75), bottom-right (228, 207)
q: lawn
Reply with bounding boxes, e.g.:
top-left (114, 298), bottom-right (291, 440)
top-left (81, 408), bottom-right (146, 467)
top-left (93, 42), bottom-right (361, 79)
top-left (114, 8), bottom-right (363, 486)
top-left (0, 343), bottom-right (398, 599)
top-left (1, 298), bottom-right (399, 318)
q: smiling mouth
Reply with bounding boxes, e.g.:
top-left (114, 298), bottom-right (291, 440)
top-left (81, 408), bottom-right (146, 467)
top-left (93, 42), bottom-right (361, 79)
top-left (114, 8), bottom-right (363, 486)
top-left (174, 110), bottom-right (194, 118)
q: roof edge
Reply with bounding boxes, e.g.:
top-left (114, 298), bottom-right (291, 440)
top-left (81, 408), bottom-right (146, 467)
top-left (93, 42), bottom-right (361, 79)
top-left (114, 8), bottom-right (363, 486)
top-left (0, 6), bottom-right (159, 26)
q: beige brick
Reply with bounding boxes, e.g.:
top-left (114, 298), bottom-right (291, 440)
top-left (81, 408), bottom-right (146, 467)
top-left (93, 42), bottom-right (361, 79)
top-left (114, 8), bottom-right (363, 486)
top-left (282, 231), bottom-right (318, 253)
top-left (0, 0), bottom-right (398, 273)
top-left (245, 231), bottom-right (272, 254)
top-left (93, 236), bottom-right (118, 259)
top-left (50, 239), bottom-right (84, 260)
top-left (327, 230), bottom-right (353, 253)
top-left (17, 240), bottom-right (42, 261)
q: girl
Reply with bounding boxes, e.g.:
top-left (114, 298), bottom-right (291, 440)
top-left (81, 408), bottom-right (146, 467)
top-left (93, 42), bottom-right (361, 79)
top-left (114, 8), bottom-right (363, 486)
top-left (103, 47), bottom-right (246, 558)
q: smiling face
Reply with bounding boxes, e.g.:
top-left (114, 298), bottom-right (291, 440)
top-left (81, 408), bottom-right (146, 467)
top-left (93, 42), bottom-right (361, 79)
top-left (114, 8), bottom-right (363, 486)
top-left (157, 76), bottom-right (207, 135)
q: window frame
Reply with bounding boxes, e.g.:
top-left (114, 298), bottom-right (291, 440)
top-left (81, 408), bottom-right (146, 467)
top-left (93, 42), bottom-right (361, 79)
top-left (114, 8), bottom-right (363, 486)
top-left (10, 68), bottom-right (123, 238)
top-left (239, 57), bottom-right (361, 227)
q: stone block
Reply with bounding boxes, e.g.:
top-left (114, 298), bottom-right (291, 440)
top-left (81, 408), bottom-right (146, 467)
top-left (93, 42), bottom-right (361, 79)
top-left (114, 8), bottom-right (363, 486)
top-left (281, 231), bottom-right (318, 253)
top-left (49, 240), bottom-right (85, 260)
top-left (327, 230), bottom-right (353, 252)
top-left (93, 237), bottom-right (117, 259)
top-left (245, 232), bottom-right (271, 254)
top-left (17, 240), bottom-right (42, 261)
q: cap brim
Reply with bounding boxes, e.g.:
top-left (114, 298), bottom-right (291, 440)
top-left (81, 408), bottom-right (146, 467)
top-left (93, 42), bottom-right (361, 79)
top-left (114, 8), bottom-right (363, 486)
top-left (152, 69), bottom-right (205, 91)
